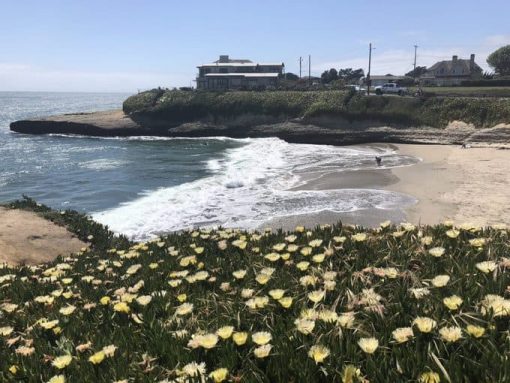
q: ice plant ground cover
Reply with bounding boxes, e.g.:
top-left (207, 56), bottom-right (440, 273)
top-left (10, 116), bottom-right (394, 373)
top-left (1, 199), bottom-right (509, 382)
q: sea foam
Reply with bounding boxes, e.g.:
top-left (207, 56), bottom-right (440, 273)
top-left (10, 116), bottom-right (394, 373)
top-left (93, 137), bottom-right (418, 240)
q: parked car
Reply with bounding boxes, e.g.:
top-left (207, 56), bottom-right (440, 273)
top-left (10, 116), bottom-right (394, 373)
top-left (346, 84), bottom-right (367, 94)
top-left (374, 83), bottom-right (407, 96)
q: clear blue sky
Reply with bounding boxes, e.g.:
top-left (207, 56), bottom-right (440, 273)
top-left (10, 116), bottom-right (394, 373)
top-left (1, 0), bottom-right (509, 92)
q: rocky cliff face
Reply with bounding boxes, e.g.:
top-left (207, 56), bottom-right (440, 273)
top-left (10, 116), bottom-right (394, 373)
top-left (10, 110), bottom-right (510, 147)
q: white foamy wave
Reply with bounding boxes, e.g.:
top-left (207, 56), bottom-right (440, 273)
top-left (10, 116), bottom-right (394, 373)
top-left (93, 138), bottom-right (418, 240)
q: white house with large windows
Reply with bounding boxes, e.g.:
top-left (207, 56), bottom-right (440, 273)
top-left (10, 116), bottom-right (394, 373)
top-left (196, 55), bottom-right (284, 90)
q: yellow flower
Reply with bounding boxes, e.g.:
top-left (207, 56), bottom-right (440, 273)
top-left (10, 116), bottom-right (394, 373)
top-left (232, 239), bottom-right (247, 249)
top-left (252, 331), bottom-right (272, 345)
top-left (333, 236), bottom-right (347, 243)
top-left (392, 327), bottom-right (414, 343)
top-left (295, 225), bottom-right (305, 232)
top-left (439, 326), bottom-right (462, 343)
top-left (466, 325), bottom-right (485, 338)
top-left (383, 267), bottom-right (399, 279)
top-left (255, 273), bottom-right (270, 285)
top-left (295, 318), bottom-right (315, 335)
top-left (341, 365), bottom-right (361, 383)
top-left (216, 326), bottom-right (234, 339)
top-left (241, 288), bottom-right (254, 298)
top-left (480, 294), bottom-right (510, 317)
top-left (136, 295), bottom-right (152, 306)
top-left (446, 229), bottom-right (460, 238)
top-left (380, 220), bottom-right (391, 228)
top-left (318, 309), bottom-right (338, 323)
top-left (312, 253), bottom-right (325, 263)
top-left (419, 372), bottom-right (440, 383)
top-left (253, 344), bottom-right (272, 358)
top-left (307, 290), bottom-right (325, 303)
top-left (198, 333), bottom-right (218, 349)
top-left (287, 244), bottom-right (299, 252)
top-left (209, 368), bottom-right (228, 382)
top-left (40, 319), bottom-right (59, 330)
top-left (351, 233), bottom-right (367, 242)
top-left (337, 312), bottom-right (355, 328)
top-left (428, 247), bottom-right (445, 257)
top-left (177, 294), bottom-right (187, 302)
top-left (443, 295), bottom-right (463, 310)
top-left (168, 279), bottom-right (182, 287)
top-left (194, 247), bottom-right (204, 254)
top-left (272, 243), bottom-right (286, 251)
top-left (59, 305), bottom-right (76, 316)
top-left (232, 270), bottom-right (247, 279)
top-left (413, 317), bottom-right (437, 333)
top-left (175, 303), bottom-right (193, 316)
top-left (476, 261), bottom-right (497, 274)
top-left (278, 297), bottom-right (293, 308)
top-left (100, 296), bottom-right (111, 305)
top-left (113, 302), bottom-right (130, 314)
top-left (469, 238), bottom-right (486, 247)
top-left (357, 337), bottom-right (379, 354)
top-left (264, 252), bottom-right (280, 262)
top-left (269, 289), bottom-right (285, 300)
top-left (308, 239), bottom-right (323, 248)
top-left (431, 275), bottom-right (450, 287)
top-left (300, 246), bottom-right (313, 256)
top-left (9, 365), bottom-right (18, 374)
top-left (296, 261), bottom-right (310, 271)
top-left (232, 331), bottom-right (248, 345)
top-left (308, 344), bottom-right (330, 364)
top-left (0, 326), bottom-right (14, 336)
top-left (421, 236), bottom-right (433, 245)
top-left (88, 351), bottom-right (105, 364)
top-left (52, 355), bottom-right (72, 369)
top-left (48, 375), bottom-right (66, 383)
top-left (285, 234), bottom-right (297, 242)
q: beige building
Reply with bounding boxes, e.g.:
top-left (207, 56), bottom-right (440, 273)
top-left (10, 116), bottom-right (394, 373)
top-left (196, 55), bottom-right (284, 90)
top-left (421, 54), bottom-right (482, 86)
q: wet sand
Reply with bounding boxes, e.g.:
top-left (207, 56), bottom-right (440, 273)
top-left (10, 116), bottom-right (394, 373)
top-left (263, 144), bottom-right (510, 230)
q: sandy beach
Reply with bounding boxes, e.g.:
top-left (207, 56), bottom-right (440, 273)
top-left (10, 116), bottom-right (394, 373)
top-left (263, 143), bottom-right (510, 230)
top-left (387, 144), bottom-right (510, 226)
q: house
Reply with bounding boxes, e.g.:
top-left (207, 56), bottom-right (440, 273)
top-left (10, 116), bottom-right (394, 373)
top-left (368, 75), bottom-right (408, 87)
top-left (196, 55), bottom-right (284, 90)
top-left (420, 54), bottom-right (482, 86)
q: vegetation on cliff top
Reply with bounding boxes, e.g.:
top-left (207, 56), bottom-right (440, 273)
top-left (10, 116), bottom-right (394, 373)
top-left (123, 89), bottom-right (510, 129)
top-left (1, 199), bottom-right (510, 382)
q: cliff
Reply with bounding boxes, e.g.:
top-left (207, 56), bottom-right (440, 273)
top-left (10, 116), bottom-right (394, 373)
top-left (9, 90), bottom-right (510, 146)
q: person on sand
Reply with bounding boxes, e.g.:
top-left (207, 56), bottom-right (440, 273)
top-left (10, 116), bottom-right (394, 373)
top-left (375, 156), bottom-right (382, 166)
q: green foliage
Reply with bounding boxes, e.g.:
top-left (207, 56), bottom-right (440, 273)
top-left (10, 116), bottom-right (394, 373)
top-left (123, 89), bottom-right (510, 128)
top-left (405, 66), bottom-right (428, 78)
top-left (0, 203), bottom-right (509, 382)
top-left (487, 45), bottom-right (510, 76)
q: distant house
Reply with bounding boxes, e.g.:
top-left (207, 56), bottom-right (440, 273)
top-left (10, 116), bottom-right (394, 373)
top-left (196, 55), bottom-right (284, 90)
top-left (368, 75), bottom-right (408, 87)
top-left (421, 54), bottom-right (482, 86)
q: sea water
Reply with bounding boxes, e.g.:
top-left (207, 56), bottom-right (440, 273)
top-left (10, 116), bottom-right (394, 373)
top-left (0, 92), bottom-right (418, 240)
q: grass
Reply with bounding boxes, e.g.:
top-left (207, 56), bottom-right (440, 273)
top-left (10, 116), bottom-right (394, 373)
top-left (414, 87), bottom-right (510, 98)
top-left (1, 199), bottom-right (509, 382)
top-left (123, 89), bottom-right (510, 129)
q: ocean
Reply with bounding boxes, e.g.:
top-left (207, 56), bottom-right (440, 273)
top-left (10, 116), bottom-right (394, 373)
top-left (0, 92), bottom-right (419, 240)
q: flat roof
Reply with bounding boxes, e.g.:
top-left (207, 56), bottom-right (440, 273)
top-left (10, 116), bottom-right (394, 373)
top-left (204, 73), bottom-right (280, 78)
top-left (198, 62), bottom-right (283, 68)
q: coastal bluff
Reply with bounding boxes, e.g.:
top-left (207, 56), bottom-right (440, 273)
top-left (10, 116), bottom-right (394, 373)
top-left (10, 90), bottom-right (510, 146)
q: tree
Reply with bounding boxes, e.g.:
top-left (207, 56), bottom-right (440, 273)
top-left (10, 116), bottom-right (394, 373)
top-left (280, 72), bottom-right (299, 81)
top-left (320, 68), bottom-right (339, 84)
top-left (487, 45), bottom-right (510, 76)
top-left (405, 66), bottom-right (428, 78)
top-left (338, 68), bottom-right (364, 83)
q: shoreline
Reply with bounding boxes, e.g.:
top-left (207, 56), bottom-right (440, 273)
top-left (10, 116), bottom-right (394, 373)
top-left (262, 143), bottom-right (510, 230)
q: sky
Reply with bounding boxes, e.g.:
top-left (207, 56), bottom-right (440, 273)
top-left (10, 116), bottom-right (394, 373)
top-left (0, 0), bottom-right (509, 92)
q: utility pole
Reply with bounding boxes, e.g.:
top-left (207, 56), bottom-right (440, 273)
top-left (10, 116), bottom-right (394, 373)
top-left (413, 45), bottom-right (418, 79)
top-left (367, 43), bottom-right (373, 95)
top-left (299, 56), bottom-right (303, 78)
top-left (308, 55), bottom-right (311, 86)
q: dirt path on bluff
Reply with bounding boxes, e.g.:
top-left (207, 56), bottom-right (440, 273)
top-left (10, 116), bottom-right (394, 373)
top-left (0, 207), bottom-right (87, 265)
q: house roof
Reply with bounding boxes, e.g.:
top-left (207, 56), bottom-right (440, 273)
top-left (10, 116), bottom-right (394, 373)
top-left (198, 62), bottom-right (284, 68)
top-left (204, 73), bottom-right (280, 78)
top-left (214, 58), bottom-right (252, 64)
top-left (424, 58), bottom-right (482, 77)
